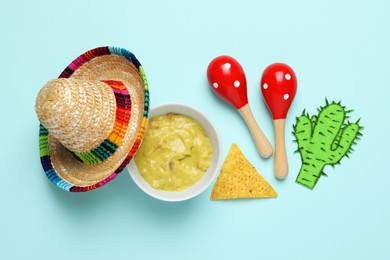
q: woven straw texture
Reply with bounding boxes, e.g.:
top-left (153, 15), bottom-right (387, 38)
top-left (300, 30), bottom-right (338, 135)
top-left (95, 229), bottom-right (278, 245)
top-left (36, 78), bottom-right (117, 152)
top-left (38, 46), bottom-right (149, 192)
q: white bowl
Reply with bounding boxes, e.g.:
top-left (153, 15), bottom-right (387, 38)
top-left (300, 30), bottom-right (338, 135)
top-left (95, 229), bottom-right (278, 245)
top-left (127, 103), bottom-right (222, 202)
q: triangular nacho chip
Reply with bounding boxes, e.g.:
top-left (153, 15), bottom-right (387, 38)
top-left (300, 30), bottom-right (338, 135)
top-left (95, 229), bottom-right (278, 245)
top-left (211, 144), bottom-right (277, 200)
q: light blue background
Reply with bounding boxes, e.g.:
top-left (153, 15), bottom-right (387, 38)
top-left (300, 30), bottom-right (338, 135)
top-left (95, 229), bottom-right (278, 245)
top-left (1, 0), bottom-right (389, 259)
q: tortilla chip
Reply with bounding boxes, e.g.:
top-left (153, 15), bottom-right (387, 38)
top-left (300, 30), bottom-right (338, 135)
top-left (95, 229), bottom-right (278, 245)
top-left (210, 144), bottom-right (277, 200)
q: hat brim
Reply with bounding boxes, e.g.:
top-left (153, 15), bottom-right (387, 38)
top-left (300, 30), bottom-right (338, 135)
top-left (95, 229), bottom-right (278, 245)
top-left (39, 46), bottom-right (149, 192)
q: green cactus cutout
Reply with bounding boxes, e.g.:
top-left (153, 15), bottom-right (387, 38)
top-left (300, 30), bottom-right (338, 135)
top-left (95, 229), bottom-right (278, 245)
top-left (293, 99), bottom-right (363, 189)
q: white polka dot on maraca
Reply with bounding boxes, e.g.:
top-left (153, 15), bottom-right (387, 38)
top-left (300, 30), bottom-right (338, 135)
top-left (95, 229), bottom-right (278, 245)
top-left (263, 83), bottom-right (268, 89)
top-left (284, 94), bottom-right (289, 100)
top-left (224, 63), bottom-right (231, 69)
top-left (285, 74), bottom-right (291, 80)
top-left (234, 80), bottom-right (240, 88)
top-left (213, 83), bottom-right (218, 88)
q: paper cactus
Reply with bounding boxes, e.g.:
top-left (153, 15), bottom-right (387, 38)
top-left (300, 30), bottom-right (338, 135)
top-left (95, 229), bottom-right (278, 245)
top-left (293, 99), bottom-right (363, 189)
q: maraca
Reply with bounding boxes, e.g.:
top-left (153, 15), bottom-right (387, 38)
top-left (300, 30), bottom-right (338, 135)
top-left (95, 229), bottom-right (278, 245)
top-left (207, 56), bottom-right (273, 158)
top-left (261, 63), bottom-right (297, 179)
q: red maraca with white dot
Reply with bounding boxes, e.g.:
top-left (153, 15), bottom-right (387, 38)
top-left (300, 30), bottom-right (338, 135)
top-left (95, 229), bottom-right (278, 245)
top-left (261, 63), bottom-right (297, 179)
top-left (207, 56), bottom-right (273, 158)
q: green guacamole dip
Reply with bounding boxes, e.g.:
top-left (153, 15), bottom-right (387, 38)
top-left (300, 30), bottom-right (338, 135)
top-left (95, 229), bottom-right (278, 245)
top-left (135, 113), bottom-right (212, 192)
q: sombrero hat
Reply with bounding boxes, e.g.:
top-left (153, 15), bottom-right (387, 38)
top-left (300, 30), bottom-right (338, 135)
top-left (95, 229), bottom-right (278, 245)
top-left (35, 46), bottom-right (149, 192)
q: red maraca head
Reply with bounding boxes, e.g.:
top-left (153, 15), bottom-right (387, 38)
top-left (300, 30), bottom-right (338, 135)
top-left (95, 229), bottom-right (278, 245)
top-left (261, 63), bottom-right (297, 119)
top-left (207, 56), bottom-right (248, 109)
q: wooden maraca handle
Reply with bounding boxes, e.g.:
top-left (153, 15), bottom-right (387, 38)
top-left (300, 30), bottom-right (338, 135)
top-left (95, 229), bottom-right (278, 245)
top-left (273, 119), bottom-right (288, 179)
top-left (238, 104), bottom-right (273, 158)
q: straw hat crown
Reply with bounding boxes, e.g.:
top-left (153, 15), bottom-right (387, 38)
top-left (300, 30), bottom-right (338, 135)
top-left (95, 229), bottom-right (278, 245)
top-left (35, 78), bottom-right (116, 153)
